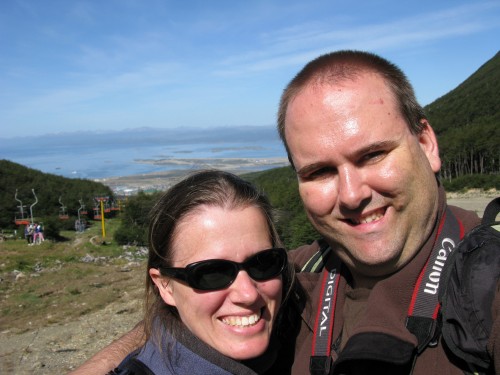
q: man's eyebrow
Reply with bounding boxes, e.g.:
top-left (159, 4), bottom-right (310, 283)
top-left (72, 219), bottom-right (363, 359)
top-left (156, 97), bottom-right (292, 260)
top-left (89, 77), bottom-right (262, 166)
top-left (296, 163), bottom-right (327, 176)
top-left (353, 140), bottom-right (398, 158)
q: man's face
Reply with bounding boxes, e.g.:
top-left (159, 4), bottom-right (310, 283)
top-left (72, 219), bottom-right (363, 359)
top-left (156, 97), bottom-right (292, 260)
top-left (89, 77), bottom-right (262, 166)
top-left (284, 72), bottom-right (442, 282)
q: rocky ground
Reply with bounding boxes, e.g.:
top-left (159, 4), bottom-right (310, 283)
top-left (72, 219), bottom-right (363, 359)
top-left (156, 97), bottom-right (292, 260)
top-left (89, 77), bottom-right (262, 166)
top-left (0, 191), bottom-right (497, 374)
top-left (0, 262), bottom-right (144, 374)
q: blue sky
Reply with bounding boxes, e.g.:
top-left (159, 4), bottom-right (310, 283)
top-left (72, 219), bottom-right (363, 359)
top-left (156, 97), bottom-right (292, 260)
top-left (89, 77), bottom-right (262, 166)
top-left (1, 0), bottom-right (499, 139)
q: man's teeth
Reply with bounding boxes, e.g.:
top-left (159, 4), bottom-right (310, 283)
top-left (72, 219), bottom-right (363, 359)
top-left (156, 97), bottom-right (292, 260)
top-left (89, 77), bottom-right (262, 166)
top-left (352, 210), bottom-right (384, 224)
top-left (222, 311), bottom-right (261, 327)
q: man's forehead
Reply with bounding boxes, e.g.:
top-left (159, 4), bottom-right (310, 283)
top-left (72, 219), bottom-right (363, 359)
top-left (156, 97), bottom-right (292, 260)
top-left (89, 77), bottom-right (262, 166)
top-left (284, 82), bottom-right (408, 153)
top-left (293, 71), bottom-right (390, 102)
top-left (286, 75), bottom-right (395, 124)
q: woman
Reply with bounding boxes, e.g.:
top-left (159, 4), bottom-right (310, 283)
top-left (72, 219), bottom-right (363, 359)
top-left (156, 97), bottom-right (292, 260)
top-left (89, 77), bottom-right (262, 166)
top-left (113, 170), bottom-right (296, 375)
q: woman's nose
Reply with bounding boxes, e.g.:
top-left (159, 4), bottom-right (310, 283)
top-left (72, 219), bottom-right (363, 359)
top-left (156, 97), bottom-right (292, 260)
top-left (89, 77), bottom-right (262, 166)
top-left (227, 271), bottom-right (260, 304)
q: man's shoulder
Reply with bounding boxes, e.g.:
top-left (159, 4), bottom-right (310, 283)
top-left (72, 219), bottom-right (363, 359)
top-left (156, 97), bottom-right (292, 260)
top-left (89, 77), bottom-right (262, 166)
top-left (288, 240), bottom-right (323, 268)
top-left (448, 204), bottom-right (481, 230)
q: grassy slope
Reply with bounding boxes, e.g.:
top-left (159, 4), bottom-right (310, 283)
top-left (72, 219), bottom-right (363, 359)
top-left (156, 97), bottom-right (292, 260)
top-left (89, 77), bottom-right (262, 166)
top-left (0, 218), bottom-right (146, 332)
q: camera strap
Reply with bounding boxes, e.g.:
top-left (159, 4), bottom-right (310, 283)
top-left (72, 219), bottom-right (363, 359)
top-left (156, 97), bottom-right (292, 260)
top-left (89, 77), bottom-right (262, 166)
top-left (309, 206), bottom-right (464, 374)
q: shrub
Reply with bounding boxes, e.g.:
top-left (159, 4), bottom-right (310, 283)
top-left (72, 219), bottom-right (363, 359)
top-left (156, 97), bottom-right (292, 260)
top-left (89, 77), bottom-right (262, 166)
top-left (442, 174), bottom-right (500, 192)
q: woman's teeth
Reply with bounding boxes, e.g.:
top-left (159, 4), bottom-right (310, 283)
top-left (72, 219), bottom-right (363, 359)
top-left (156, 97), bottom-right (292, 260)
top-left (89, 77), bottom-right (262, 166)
top-left (222, 310), bottom-right (261, 327)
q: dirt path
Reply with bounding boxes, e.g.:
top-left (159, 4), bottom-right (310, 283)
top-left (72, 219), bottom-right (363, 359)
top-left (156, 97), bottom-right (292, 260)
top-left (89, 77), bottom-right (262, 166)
top-left (447, 195), bottom-right (496, 218)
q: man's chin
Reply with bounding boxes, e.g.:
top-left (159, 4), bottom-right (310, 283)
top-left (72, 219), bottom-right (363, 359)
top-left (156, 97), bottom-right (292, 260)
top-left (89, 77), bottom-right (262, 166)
top-left (340, 248), bottom-right (404, 279)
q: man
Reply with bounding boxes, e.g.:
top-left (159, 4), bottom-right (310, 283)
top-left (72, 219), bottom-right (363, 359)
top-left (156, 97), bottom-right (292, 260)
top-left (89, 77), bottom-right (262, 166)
top-left (276, 50), bottom-right (498, 374)
top-left (70, 51), bottom-right (498, 374)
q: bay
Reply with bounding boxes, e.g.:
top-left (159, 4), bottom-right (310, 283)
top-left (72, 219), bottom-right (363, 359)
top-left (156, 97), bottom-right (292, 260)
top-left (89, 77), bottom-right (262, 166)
top-left (0, 126), bottom-right (289, 180)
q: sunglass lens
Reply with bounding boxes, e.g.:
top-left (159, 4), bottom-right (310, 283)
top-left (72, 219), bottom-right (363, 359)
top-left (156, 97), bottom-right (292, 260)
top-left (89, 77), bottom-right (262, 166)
top-left (191, 261), bottom-right (236, 290)
top-left (247, 249), bottom-right (285, 280)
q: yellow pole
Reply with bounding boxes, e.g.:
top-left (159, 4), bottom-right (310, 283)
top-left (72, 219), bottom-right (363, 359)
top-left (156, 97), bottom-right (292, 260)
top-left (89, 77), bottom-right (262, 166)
top-left (100, 199), bottom-right (106, 240)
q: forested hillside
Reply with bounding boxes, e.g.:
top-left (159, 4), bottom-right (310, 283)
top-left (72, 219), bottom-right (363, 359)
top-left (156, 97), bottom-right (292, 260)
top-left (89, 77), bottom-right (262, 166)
top-left (426, 51), bottom-right (499, 180)
top-left (244, 167), bottom-right (319, 249)
top-left (0, 159), bottom-right (114, 230)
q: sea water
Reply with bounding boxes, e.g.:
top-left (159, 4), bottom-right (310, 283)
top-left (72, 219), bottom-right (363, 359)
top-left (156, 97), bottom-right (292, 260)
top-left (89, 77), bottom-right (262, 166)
top-left (1, 137), bottom-right (287, 179)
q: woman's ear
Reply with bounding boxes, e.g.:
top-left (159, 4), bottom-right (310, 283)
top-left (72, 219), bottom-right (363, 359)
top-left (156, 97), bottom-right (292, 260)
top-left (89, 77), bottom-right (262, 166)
top-left (149, 268), bottom-right (177, 307)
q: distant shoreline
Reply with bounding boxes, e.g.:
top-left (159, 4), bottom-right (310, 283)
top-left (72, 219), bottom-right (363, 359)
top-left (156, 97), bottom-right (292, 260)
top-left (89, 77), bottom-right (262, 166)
top-left (134, 156), bottom-right (290, 168)
top-left (95, 157), bottom-right (290, 194)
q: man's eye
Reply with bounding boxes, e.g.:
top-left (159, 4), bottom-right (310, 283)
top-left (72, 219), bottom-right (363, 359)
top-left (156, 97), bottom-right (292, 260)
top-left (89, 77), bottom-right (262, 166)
top-left (362, 151), bottom-right (385, 163)
top-left (302, 167), bottom-right (336, 180)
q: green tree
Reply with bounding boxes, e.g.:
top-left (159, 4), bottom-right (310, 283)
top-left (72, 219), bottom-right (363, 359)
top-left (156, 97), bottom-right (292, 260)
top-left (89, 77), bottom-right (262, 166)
top-left (114, 191), bottom-right (161, 245)
top-left (244, 167), bottom-right (320, 249)
top-left (0, 159), bottom-right (114, 236)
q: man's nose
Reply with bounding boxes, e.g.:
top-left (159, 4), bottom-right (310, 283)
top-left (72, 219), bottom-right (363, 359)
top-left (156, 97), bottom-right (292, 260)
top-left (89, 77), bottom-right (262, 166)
top-left (337, 166), bottom-right (370, 210)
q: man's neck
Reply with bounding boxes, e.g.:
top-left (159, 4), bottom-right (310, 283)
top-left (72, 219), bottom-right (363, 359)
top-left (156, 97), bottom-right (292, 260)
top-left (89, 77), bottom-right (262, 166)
top-left (349, 270), bottom-right (386, 289)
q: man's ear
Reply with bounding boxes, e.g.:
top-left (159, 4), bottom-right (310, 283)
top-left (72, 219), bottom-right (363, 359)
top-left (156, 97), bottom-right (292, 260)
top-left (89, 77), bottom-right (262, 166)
top-left (418, 119), bottom-right (441, 173)
top-left (149, 268), bottom-right (177, 307)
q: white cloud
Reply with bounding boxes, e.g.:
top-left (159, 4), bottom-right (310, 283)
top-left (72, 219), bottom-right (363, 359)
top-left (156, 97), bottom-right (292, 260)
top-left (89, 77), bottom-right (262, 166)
top-left (213, 2), bottom-right (499, 76)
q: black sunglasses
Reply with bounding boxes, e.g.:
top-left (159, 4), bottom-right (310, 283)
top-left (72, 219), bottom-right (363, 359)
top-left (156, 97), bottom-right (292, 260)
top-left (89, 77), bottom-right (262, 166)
top-left (158, 248), bottom-right (287, 291)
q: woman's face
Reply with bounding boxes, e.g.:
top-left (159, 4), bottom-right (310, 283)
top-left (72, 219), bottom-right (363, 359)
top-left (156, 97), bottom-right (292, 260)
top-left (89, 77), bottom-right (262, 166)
top-left (150, 205), bottom-right (283, 360)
